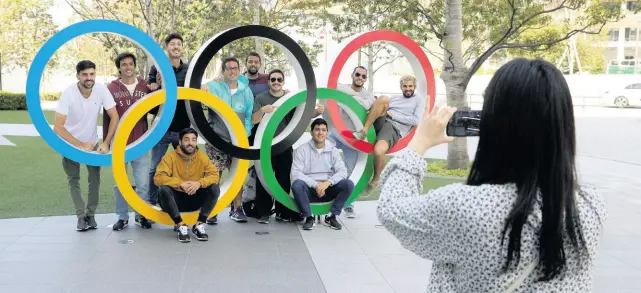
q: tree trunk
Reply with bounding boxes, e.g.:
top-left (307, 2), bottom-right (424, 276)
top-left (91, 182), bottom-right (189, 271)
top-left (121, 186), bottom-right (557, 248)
top-left (171, 0), bottom-right (176, 32)
top-left (253, 0), bottom-right (264, 67)
top-left (0, 53), bottom-right (3, 91)
top-left (145, 0), bottom-right (154, 71)
top-left (442, 0), bottom-right (469, 170)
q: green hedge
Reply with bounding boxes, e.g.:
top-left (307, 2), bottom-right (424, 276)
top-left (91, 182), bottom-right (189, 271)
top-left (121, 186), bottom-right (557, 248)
top-left (0, 91), bottom-right (61, 110)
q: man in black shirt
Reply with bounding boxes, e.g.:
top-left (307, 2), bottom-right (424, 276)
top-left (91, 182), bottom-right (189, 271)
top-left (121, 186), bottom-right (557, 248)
top-left (145, 33), bottom-right (196, 226)
top-left (250, 69), bottom-right (324, 223)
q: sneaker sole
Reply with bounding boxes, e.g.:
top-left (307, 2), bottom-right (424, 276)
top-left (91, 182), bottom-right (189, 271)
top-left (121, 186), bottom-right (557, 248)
top-left (178, 238), bottom-right (191, 243)
top-left (231, 217), bottom-right (248, 223)
top-left (193, 235), bottom-right (209, 241)
top-left (346, 214), bottom-right (356, 219)
top-left (258, 220), bottom-right (269, 224)
top-left (303, 223), bottom-right (315, 230)
top-left (324, 222), bottom-right (342, 230)
top-left (113, 223), bottom-right (128, 231)
top-left (76, 227), bottom-right (89, 232)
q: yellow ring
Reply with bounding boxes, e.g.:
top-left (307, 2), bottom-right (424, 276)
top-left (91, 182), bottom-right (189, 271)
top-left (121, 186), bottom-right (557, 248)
top-left (112, 87), bottom-right (249, 226)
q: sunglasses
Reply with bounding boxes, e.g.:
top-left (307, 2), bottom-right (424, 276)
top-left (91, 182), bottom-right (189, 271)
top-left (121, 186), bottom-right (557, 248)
top-left (270, 77), bottom-right (283, 83)
top-left (354, 72), bottom-right (367, 79)
top-left (225, 66), bottom-right (239, 71)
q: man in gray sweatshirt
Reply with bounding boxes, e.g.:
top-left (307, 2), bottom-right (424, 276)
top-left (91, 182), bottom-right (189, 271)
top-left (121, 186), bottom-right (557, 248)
top-left (352, 75), bottom-right (425, 192)
top-left (291, 118), bottom-right (355, 231)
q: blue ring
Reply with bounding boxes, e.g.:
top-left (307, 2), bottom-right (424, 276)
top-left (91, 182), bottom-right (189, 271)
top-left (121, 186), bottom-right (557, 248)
top-left (26, 19), bottom-right (177, 166)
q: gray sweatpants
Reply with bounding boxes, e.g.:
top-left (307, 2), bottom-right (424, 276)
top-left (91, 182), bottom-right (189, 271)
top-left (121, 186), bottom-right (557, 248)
top-left (62, 157), bottom-right (101, 218)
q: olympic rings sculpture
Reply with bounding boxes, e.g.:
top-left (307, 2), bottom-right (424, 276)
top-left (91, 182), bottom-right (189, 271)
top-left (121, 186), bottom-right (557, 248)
top-left (26, 19), bottom-right (436, 224)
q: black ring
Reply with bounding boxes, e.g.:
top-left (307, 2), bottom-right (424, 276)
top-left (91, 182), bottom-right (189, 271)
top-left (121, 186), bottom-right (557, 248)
top-left (185, 25), bottom-right (317, 160)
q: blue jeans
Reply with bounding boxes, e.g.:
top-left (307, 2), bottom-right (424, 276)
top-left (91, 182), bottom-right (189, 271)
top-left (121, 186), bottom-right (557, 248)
top-left (291, 179), bottom-right (354, 217)
top-left (114, 153), bottom-right (150, 221)
top-left (329, 129), bottom-right (357, 210)
top-left (148, 131), bottom-right (180, 205)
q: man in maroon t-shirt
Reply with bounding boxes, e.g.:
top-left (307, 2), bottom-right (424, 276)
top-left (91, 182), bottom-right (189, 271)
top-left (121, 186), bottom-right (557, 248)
top-left (103, 52), bottom-right (154, 231)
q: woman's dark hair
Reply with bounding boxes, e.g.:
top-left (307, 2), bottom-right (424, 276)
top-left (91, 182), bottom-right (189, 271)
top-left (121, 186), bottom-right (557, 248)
top-left (466, 58), bottom-right (586, 281)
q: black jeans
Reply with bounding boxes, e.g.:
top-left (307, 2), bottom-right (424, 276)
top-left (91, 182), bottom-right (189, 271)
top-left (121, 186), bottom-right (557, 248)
top-left (158, 184), bottom-right (220, 224)
top-left (291, 179), bottom-right (354, 217)
top-left (254, 147), bottom-right (293, 218)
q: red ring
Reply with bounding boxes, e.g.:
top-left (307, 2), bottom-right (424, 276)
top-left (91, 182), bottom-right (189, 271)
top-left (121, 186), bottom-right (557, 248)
top-left (326, 30), bottom-right (436, 154)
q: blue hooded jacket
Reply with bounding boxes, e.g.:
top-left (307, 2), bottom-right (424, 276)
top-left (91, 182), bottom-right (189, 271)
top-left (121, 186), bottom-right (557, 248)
top-left (205, 77), bottom-right (254, 142)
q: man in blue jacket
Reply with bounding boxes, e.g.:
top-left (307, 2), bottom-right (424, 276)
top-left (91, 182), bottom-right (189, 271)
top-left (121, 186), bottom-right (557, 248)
top-left (200, 57), bottom-right (254, 224)
top-left (291, 118), bottom-right (354, 231)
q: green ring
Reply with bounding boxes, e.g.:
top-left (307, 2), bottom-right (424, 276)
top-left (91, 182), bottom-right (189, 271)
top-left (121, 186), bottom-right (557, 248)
top-left (257, 88), bottom-right (375, 215)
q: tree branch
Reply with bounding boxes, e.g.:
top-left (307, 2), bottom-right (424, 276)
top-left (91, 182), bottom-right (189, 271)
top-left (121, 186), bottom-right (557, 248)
top-left (501, 22), bottom-right (606, 50)
top-left (373, 54), bottom-right (401, 74)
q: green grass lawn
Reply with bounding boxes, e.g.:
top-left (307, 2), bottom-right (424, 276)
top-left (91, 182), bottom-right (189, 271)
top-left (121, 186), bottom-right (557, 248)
top-left (0, 110), bottom-right (61, 125)
top-left (0, 110), bottom-right (468, 219)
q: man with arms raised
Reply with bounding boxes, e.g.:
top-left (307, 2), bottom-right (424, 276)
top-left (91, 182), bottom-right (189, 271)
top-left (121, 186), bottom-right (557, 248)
top-left (105, 52), bottom-right (154, 231)
top-left (54, 60), bottom-right (119, 231)
top-left (351, 76), bottom-right (425, 192)
top-left (154, 128), bottom-right (221, 243)
top-left (291, 118), bottom-right (354, 230)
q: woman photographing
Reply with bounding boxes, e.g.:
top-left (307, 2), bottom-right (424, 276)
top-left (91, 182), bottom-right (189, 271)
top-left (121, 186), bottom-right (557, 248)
top-left (377, 58), bottom-right (606, 292)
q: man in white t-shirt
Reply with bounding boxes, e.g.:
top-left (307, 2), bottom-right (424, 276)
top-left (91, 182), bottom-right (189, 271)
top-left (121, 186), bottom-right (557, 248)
top-left (53, 60), bottom-right (119, 232)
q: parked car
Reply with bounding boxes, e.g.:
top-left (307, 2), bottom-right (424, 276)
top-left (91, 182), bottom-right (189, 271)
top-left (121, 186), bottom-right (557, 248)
top-left (602, 83), bottom-right (641, 108)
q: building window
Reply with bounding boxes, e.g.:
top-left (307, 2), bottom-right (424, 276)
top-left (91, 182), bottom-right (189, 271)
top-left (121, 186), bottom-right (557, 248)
top-left (602, 1), bottom-right (621, 11)
top-left (608, 28), bottom-right (620, 41)
top-left (626, 28), bottom-right (637, 41)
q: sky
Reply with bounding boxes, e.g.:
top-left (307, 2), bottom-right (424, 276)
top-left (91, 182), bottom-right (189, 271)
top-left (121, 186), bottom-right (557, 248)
top-left (48, 0), bottom-right (73, 29)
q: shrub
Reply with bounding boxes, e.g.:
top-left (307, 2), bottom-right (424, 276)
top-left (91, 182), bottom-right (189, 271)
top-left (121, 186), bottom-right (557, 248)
top-left (0, 91), bottom-right (27, 110)
top-left (0, 91), bottom-right (62, 110)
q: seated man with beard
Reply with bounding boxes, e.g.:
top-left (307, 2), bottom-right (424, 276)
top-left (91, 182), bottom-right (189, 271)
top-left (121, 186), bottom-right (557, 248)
top-left (154, 128), bottom-right (221, 243)
top-left (350, 75), bottom-right (425, 192)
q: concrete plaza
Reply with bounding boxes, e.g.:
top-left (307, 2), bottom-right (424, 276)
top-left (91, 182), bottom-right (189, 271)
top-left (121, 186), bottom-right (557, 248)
top-left (0, 109), bottom-right (639, 292)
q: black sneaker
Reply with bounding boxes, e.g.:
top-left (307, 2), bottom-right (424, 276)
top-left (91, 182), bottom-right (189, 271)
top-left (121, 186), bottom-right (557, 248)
top-left (192, 223), bottom-right (208, 241)
top-left (302, 217), bottom-right (315, 230)
top-left (258, 215), bottom-right (270, 224)
top-left (112, 220), bottom-right (128, 231)
top-left (206, 215), bottom-right (218, 225)
top-left (177, 225), bottom-right (190, 243)
top-left (324, 214), bottom-right (342, 230)
top-left (275, 213), bottom-right (290, 222)
top-left (76, 217), bottom-right (89, 232)
top-left (85, 215), bottom-right (98, 229)
top-left (135, 215), bottom-right (152, 229)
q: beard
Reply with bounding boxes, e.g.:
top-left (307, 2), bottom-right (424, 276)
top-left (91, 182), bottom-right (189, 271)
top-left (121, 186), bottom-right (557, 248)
top-left (81, 81), bottom-right (94, 89)
top-left (248, 67), bottom-right (258, 75)
top-left (352, 81), bottom-right (363, 88)
top-left (180, 144), bottom-right (195, 154)
top-left (403, 90), bottom-right (414, 98)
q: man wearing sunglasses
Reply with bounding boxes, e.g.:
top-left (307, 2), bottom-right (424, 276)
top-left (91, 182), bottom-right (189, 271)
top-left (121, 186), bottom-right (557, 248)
top-left (328, 66), bottom-right (377, 219)
top-left (251, 69), bottom-right (325, 223)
